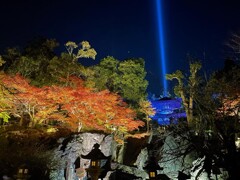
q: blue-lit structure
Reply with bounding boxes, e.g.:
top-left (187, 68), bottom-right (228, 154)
top-left (151, 1), bottom-right (186, 125)
top-left (155, 0), bottom-right (168, 96)
top-left (151, 97), bottom-right (186, 125)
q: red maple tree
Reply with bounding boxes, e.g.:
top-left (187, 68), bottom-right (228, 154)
top-left (0, 74), bottom-right (144, 133)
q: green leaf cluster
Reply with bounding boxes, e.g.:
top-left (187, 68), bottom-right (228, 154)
top-left (5, 38), bottom-right (59, 86)
top-left (3, 38), bottom-right (96, 86)
top-left (86, 56), bottom-right (148, 105)
top-left (0, 111), bottom-right (10, 123)
top-left (65, 41), bottom-right (97, 60)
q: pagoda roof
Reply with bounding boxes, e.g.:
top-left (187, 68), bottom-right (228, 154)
top-left (81, 143), bottom-right (108, 160)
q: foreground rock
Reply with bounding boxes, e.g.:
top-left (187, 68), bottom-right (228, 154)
top-left (50, 132), bottom-right (113, 180)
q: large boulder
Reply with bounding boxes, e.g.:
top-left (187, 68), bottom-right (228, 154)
top-left (50, 132), bottom-right (113, 180)
top-left (190, 156), bottom-right (229, 180)
top-left (134, 147), bottom-right (148, 171)
top-left (151, 130), bottom-right (197, 179)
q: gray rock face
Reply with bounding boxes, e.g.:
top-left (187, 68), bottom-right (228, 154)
top-left (50, 133), bottom-right (113, 180)
top-left (190, 156), bottom-right (229, 180)
top-left (151, 130), bottom-right (229, 180)
top-left (134, 147), bottom-right (148, 170)
top-left (159, 132), bottom-right (196, 179)
top-left (49, 131), bottom-right (230, 180)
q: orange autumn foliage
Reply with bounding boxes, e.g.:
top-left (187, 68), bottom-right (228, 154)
top-left (0, 74), bottom-right (144, 132)
top-left (1, 73), bottom-right (64, 127)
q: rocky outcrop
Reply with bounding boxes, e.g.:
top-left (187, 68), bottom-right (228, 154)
top-left (132, 130), bottom-right (196, 179)
top-left (159, 132), bottom-right (196, 179)
top-left (190, 157), bottom-right (229, 180)
top-left (50, 133), bottom-right (113, 180)
top-left (49, 130), bottom-right (230, 180)
top-left (134, 147), bottom-right (148, 171)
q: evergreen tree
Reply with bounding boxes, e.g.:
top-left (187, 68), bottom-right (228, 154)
top-left (87, 56), bottom-right (148, 105)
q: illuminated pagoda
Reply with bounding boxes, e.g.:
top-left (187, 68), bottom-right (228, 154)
top-left (150, 97), bottom-right (186, 125)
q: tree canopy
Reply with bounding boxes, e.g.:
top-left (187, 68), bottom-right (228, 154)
top-left (86, 56), bottom-right (148, 105)
top-left (0, 38), bottom-right (150, 134)
top-left (166, 61), bottom-right (202, 126)
top-left (0, 73), bottom-right (144, 133)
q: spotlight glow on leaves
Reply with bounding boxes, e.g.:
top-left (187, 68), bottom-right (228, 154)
top-left (0, 74), bottom-right (144, 132)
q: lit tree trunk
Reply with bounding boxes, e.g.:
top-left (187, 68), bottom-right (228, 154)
top-left (19, 111), bottom-right (24, 126)
top-left (189, 62), bottom-right (201, 127)
top-left (28, 105), bottom-right (37, 127)
top-left (139, 99), bottom-right (155, 133)
top-left (178, 86), bottom-right (193, 125)
top-left (166, 62), bottom-right (201, 127)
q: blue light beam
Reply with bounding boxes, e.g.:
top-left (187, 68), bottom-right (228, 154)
top-left (155, 0), bottom-right (168, 96)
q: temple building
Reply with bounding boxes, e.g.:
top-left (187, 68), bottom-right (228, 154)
top-left (150, 97), bottom-right (186, 125)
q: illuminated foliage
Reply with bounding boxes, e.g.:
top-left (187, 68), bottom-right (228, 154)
top-left (85, 56), bottom-right (119, 90)
top-left (65, 41), bottom-right (78, 55)
top-left (0, 60), bottom-right (12, 124)
top-left (1, 74), bottom-right (61, 127)
top-left (6, 38), bottom-right (59, 86)
top-left (4, 39), bottom-right (96, 87)
top-left (47, 53), bottom-right (84, 86)
top-left (0, 39), bottom-right (146, 134)
top-left (205, 61), bottom-right (240, 118)
top-left (166, 59), bottom-right (239, 135)
top-left (0, 112), bottom-right (10, 123)
top-left (118, 59), bottom-right (148, 103)
top-left (0, 74), bottom-right (144, 132)
top-left (166, 61), bottom-right (202, 126)
top-left (0, 80), bottom-right (13, 114)
top-left (138, 99), bottom-right (155, 132)
top-left (87, 56), bottom-right (148, 104)
top-left (50, 76), bottom-right (144, 132)
top-left (65, 41), bottom-right (97, 60)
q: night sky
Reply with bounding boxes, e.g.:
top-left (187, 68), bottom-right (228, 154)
top-left (1, 0), bottom-right (240, 94)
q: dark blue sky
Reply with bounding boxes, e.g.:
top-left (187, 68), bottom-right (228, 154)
top-left (1, 0), bottom-right (240, 94)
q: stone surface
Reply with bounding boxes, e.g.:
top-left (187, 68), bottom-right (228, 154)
top-left (190, 156), bottom-right (229, 180)
top-left (49, 131), bottom-right (230, 180)
top-left (134, 147), bottom-right (148, 170)
top-left (50, 132), bottom-right (113, 180)
top-left (160, 132), bottom-right (195, 179)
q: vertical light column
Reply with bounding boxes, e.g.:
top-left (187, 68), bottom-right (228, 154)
top-left (156, 0), bottom-right (168, 96)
